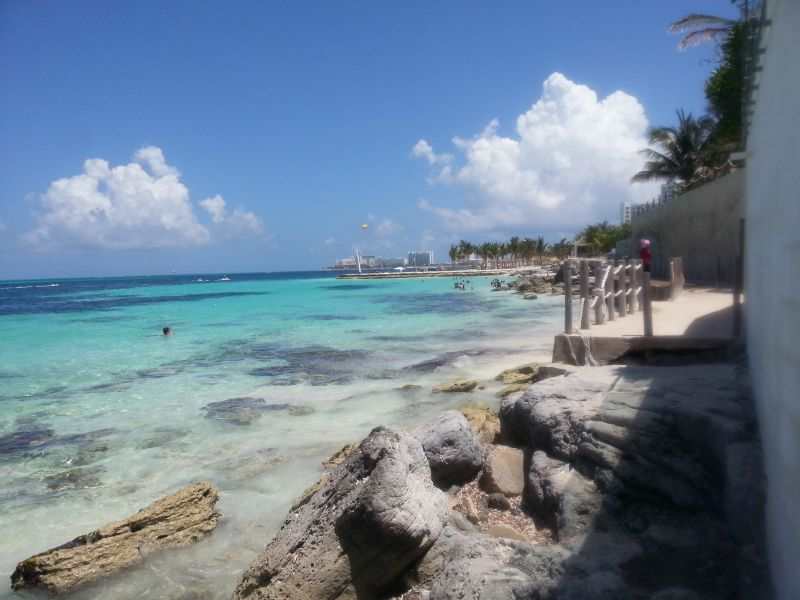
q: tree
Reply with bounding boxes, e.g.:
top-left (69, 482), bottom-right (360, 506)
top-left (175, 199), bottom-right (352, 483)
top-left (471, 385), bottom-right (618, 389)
top-left (631, 110), bottom-right (717, 187)
top-left (448, 244), bottom-right (458, 264)
top-left (536, 236), bottom-right (547, 265)
top-left (705, 21), bottom-right (745, 148)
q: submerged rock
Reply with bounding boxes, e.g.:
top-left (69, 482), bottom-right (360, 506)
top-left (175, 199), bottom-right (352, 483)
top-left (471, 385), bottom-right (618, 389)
top-left (11, 482), bottom-right (220, 594)
top-left (201, 397), bottom-right (290, 425)
top-left (233, 427), bottom-right (448, 600)
top-left (432, 380), bottom-right (478, 393)
top-left (413, 411), bottom-right (483, 487)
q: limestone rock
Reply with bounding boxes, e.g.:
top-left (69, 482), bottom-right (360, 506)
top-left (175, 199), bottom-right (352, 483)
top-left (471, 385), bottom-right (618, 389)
top-left (486, 524), bottom-right (527, 542)
top-left (233, 427), bottom-right (448, 600)
top-left (495, 363), bottom-right (567, 386)
top-left (459, 406), bottom-right (501, 445)
top-left (432, 380), bottom-right (478, 393)
top-left (11, 482), bottom-right (220, 594)
top-left (487, 493), bottom-right (511, 511)
top-left (479, 445), bottom-right (525, 497)
top-left (496, 383), bottom-right (529, 398)
top-left (413, 411), bottom-right (483, 487)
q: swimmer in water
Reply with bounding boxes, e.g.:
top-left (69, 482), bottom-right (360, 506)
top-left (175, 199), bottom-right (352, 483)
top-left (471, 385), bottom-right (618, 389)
top-left (162, 326), bottom-right (172, 336)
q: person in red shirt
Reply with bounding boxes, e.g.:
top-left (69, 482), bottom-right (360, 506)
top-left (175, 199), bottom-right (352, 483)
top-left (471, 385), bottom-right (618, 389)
top-left (640, 239), bottom-right (652, 272)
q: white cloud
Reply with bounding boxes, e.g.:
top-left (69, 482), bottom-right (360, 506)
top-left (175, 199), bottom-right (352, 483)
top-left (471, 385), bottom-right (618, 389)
top-left (324, 237), bottom-right (337, 246)
top-left (200, 194), bottom-right (264, 237)
top-left (411, 139), bottom-right (453, 166)
top-left (23, 147), bottom-right (264, 250)
top-left (413, 73), bottom-right (658, 232)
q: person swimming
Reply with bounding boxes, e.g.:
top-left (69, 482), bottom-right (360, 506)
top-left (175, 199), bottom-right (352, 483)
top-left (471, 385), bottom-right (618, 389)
top-left (162, 326), bottom-right (172, 336)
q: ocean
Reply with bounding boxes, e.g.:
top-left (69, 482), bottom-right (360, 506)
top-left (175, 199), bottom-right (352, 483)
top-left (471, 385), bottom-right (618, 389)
top-left (0, 271), bottom-right (562, 598)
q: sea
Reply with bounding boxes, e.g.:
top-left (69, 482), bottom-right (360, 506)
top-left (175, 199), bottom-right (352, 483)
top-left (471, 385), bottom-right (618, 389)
top-left (0, 271), bottom-right (562, 598)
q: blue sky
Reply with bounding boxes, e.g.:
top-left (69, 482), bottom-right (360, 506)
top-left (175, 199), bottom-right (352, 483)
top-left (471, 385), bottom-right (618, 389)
top-left (0, 1), bottom-right (738, 278)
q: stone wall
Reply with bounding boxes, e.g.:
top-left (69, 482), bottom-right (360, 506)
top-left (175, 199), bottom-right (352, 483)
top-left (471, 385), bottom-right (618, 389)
top-left (631, 170), bottom-right (744, 285)
top-left (744, 1), bottom-right (800, 598)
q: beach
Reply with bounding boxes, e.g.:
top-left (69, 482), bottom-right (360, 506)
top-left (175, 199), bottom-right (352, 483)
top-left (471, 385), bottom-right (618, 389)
top-left (0, 271), bottom-right (562, 599)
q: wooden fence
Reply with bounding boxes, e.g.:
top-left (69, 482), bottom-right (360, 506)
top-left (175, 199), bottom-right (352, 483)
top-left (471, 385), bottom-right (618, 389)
top-left (563, 259), bottom-right (653, 336)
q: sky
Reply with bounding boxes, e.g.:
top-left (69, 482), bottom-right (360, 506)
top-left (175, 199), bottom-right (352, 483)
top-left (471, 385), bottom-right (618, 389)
top-left (0, 1), bottom-right (739, 279)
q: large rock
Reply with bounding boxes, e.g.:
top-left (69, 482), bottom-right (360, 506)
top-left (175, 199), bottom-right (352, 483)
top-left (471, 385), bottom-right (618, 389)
top-left (526, 451), bottom-right (601, 540)
top-left (432, 380), bottom-right (478, 393)
top-left (494, 363), bottom-right (566, 386)
top-left (11, 482), bottom-right (219, 594)
top-left (413, 411), bottom-right (483, 487)
top-left (233, 427), bottom-right (448, 600)
top-left (460, 405), bottom-right (501, 445)
top-left (479, 445), bottom-right (525, 497)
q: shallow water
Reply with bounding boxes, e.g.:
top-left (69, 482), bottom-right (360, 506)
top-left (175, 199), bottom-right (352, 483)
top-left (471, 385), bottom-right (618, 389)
top-left (0, 271), bottom-right (562, 598)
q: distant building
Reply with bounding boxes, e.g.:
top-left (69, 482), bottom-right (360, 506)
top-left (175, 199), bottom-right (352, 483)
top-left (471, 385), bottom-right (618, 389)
top-left (379, 257), bottom-right (405, 268)
top-left (407, 251), bottom-right (434, 266)
top-left (620, 202), bottom-right (632, 224)
top-left (334, 257), bottom-right (358, 268)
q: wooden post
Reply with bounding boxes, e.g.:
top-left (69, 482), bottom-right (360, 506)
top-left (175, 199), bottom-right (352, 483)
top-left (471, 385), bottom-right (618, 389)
top-left (594, 263), bottom-right (606, 324)
top-left (606, 262), bottom-right (615, 321)
top-left (624, 260), bottom-right (633, 314)
top-left (615, 260), bottom-right (625, 319)
top-left (580, 260), bottom-right (591, 329)
top-left (642, 271), bottom-right (653, 336)
top-left (631, 261), bottom-right (640, 312)
top-left (564, 260), bottom-right (573, 334)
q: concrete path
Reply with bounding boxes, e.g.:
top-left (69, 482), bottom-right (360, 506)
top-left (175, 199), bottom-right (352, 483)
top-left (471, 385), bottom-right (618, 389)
top-left (581, 287), bottom-right (736, 338)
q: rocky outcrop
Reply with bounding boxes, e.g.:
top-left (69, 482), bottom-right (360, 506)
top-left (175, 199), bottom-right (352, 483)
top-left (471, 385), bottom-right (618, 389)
top-left (233, 427), bottom-right (448, 600)
top-left (432, 379), bottom-right (478, 393)
top-left (11, 482), bottom-right (220, 594)
top-left (413, 411), bottom-right (483, 487)
top-left (495, 363), bottom-right (567, 386)
top-left (460, 405), bottom-right (501, 445)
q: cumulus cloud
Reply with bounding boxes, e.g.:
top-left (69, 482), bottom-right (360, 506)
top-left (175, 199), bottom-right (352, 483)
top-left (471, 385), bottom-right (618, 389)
top-left (22, 147), bottom-right (263, 250)
top-left (411, 140), bottom-right (453, 166)
top-left (375, 218), bottom-right (401, 238)
top-left (413, 73), bottom-right (658, 231)
top-left (200, 194), bottom-right (264, 236)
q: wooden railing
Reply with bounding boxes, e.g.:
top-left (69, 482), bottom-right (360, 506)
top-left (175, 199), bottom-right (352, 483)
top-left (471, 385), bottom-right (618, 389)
top-left (563, 259), bottom-right (653, 336)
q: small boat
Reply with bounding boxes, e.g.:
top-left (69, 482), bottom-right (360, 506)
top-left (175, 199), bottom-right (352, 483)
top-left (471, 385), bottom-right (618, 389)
top-left (219, 276), bottom-right (231, 281)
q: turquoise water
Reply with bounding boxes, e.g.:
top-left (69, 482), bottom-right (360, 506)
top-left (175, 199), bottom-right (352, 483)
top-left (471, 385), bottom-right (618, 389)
top-left (0, 272), bottom-right (562, 598)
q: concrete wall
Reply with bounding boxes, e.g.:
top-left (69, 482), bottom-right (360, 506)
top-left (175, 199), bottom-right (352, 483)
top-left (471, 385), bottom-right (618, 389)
top-left (631, 170), bottom-right (744, 285)
top-left (745, 1), bottom-right (800, 598)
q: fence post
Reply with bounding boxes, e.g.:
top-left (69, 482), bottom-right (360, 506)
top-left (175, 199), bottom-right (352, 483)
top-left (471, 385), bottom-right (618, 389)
top-left (642, 271), bottom-right (653, 336)
top-left (593, 263), bottom-right (605, 324)
top-left (615, 260), bottom-right (626, 319)
top-left (631, 261), bottom-right (640, 312)
top-left (580, 260), bottom-right (591, 329)
top-left (564, 260), bottom-right (573, 334)
top-left (606, 262), bottom-right (615, 321)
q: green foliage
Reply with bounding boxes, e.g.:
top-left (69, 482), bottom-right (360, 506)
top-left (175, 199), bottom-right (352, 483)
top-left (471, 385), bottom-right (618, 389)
top-left (631, 110), bottom-right (718, 187)
top-left (577, 221), bottom-right (631, 254)
top-left (705, 21), bottom-right (745, 148)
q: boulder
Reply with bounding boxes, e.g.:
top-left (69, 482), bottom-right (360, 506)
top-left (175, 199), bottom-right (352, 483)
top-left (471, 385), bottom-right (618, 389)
top-left (413, 411), bottom-right (483, 487)
top-left (11, 482), bottom-right (220, 594)
top-left (233, 427), bottom-right (448, 600)
top-left (479, 445), bottom-right (525, 497)
top-left (496, 383), bottom-right (529, 398)
top-left (522, 293), bottom-right (539, 300)
top-left (525, 451), bottom-right (601, 540)
top-left (432, 380), bottom-right (478, 393)
top-left (460, 406), bottom-right (501, 445)
top-left (495, 363), bottom-right (567, 386)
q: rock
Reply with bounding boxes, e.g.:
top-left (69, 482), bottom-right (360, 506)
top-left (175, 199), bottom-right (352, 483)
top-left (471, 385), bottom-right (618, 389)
top-left (11, 482), bottom-right (220, 594)
top-left (413, 411), bottom-right (483, 487)
top-left (288, 405), bottom-right (315, 416)
top-left (479, 445), bottom-right (525, 497)
top-left (432, 380), bottom-right (478, 393)
top-left (487, 493), bottom-right (511, 511)
top-left (321, 442), bottom-right (358, 469)
top-left (201, 397), bottom-right (289, 425)
top-left (523, 293), bottom-right (538, 300)
top-left (495, 363), bottom-right (567, 386)
top-left (496, 383), bottom-right (529, 398)
top-left (525, 451), bottom-right (601, 540)
top-left (398, 384), bottom-right (423, 393)
top-left (233, 427), bottom-right (448, 600)
top-left (459, 406), bottom-right (501, 445)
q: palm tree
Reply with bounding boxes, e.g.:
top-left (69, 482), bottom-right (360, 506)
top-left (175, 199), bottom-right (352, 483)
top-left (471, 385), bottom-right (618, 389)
top-left (535, 236), bottom-right (547, 265)
top-left (448, 244), bottom-right (458, 265)
top-left (631, 110), bottom-right (716, 187)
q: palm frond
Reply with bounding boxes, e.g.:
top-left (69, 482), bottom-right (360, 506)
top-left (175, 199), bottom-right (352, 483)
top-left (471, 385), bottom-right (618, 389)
top-left (669, 14), bottom-right (735, 33)
top-left (678, 27), bottom-right (735, 49)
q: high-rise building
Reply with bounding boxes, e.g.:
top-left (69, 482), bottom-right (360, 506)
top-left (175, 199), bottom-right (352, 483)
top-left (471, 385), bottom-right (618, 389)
top-left (407, 251), bottom-right (434, 266)
top-left (620, 202), bottom-right (632, 224)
